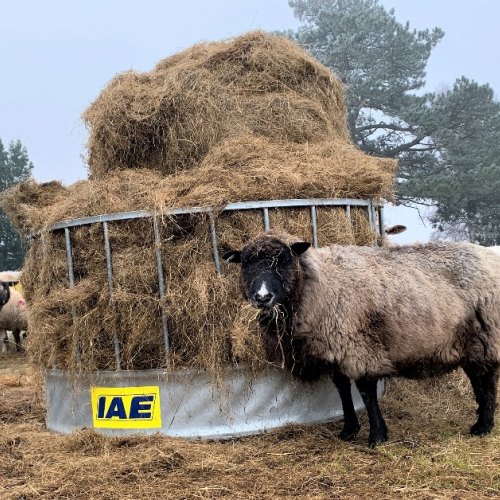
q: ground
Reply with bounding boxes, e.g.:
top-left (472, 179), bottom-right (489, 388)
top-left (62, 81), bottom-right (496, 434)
top-left (1, 354), bottom-right (499, 499)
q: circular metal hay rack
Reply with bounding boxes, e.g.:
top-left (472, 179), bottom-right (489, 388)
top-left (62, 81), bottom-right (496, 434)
top-left (45, 198), bottom-right (385, 439)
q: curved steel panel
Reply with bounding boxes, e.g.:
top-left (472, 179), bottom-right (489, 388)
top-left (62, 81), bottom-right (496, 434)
top-left (46, 366), bottom-right (383, 440)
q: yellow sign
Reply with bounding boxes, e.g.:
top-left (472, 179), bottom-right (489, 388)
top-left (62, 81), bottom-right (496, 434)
top-left (90, 386), bottom-right (162, 429)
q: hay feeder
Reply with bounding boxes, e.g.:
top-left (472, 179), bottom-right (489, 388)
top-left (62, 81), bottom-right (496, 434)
top-left (45, 198), bottom-right (385, 439)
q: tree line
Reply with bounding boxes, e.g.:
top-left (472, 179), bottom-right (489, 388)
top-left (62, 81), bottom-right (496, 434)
top-left (0, 139), bottom-right (33, 271)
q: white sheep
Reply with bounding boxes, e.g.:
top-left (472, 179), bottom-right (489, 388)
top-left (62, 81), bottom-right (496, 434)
top-left (0, 287), bottom-right (28, 353)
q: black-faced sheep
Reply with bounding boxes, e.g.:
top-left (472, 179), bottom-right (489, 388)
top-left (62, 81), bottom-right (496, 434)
top-left (224, 233), bottom-right (500, 447)
top-left (0, 281), bottom-right (10, 310)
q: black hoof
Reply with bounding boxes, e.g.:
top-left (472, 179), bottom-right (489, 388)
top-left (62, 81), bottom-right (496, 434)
top-left (368, 430), bottom-right (388, 448)
top-left (339, 424), bottom-right (361, 442)
top-left (470, 422), bottom-right (494, 437)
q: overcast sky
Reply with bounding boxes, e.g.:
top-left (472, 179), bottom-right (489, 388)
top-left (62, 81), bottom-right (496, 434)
top-left (2, 0), bottom-right (499, 243)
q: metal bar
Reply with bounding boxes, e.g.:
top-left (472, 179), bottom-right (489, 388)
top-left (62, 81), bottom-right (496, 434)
top-left (370, 200), bottom-right (378, 233)
top-left (346, 205), bottom-right (352, 224)
top-left (367, 203), bottom-right (374, 230)
top-left (41, 233), bottom-right (47, 259)
top-left (226, 198), bottom-right (373, 210)
top-left (50, 210), bottom-right (155, 230)
top-left (310, 206), bottom-right (318, 247)
top-left (64, 228), bottom-right (81, 365)
top-left (103, 222), bottom-right (121, 371)
top-left (42, 233), bottom-right (57, 369)
top-left (377, 205), bottom-right (384, 237)
top-left (153, 216), bottom-right (170, 355)
top-left (209, 214), bottom-right (222, 275)
top-left (64, 228), bottom-right (76, 288)
top-left (263, 208), bottom-right (270, 231)
top-left (47, 199), bottom-right (375, 231)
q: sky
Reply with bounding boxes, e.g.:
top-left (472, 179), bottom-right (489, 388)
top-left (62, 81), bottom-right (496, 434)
top-left (2, 0), bottom-right (500, 244)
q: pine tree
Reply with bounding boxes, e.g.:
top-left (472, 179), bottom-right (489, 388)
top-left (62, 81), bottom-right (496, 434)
top-left (285, 0), bottom-right (500, 243)
top-left (0, 138), bottom-right (34, 270)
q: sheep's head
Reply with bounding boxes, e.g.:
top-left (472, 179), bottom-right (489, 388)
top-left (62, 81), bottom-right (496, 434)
top-left (0, 281), bottom-right (11, 310)
top-left (224, 234), bottom-right (310, 309)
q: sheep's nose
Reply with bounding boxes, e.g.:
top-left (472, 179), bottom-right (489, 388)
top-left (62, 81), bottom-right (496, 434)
top-left (253, 291), bottom-right (274, 308)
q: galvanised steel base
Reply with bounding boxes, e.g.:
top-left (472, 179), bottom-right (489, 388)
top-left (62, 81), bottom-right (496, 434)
top-left (46, 366), bottom-right (383, 440)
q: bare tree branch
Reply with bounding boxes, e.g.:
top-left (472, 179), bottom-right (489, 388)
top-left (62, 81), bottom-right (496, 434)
top-left (356, 122), bottom-right (414, 133)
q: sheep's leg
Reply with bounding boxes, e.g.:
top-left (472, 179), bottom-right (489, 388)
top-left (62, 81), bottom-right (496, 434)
top-left (463, 362), bottom-right (499, 436)
top-left (331, 371), bottom-right (360, 441)
top-left (1, 329), bottom-right (8, 353)
top-left (355, 377), bottom-right (388, 447)
top-left (12, 329), bottom-right (22, 352)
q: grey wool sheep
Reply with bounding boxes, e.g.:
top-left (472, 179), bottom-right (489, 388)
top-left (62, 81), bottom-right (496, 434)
top-left (224, 233), bottom-right (500, 447)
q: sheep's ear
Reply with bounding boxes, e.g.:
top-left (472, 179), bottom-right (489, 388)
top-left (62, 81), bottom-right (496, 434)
top-left (385, 224), bottom-right (407, 235)
top-left (223, 250), bottom-right (242, 264)
top-left (291, 241), bottom-right (311, 256)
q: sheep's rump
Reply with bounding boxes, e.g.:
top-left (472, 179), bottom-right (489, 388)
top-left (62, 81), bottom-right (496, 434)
top-left (0, 288), bottom-right (28, 331)
top-left (300, 242), bottom-right (500, 379)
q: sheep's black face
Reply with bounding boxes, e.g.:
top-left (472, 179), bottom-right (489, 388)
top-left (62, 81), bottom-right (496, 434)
top-left (224, 237), bottom-right (310, 309)
top-left (0, 281), bottom-right (10, 311)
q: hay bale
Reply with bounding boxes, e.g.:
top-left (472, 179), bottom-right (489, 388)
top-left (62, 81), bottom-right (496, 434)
top-left (0, 180), bottom-right (67, 233)
top-left (83, 31), bottom-right (349, 178)
top-left (164, 135), bottom-right (395, 209)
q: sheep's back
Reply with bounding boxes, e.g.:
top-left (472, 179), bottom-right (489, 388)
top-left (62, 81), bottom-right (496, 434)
top-left (297, 242), bottom-right (500, 378)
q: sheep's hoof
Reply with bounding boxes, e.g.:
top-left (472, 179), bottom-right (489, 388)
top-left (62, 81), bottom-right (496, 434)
top-left (339, 424), bottom-right (361, 442)
top-left (368, 430), bottom-right (388, 448)
top-left (470, 422), bottom-right (494, 437)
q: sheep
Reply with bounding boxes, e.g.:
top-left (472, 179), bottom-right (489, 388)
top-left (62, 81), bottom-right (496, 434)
top-left (382, 224), bottom-right (407, 246)
top-left (224, 232), bottom-right (500, 447)
top-left (0, 287), bottom-right (28, 353)
top-left (0, 281), bottom-right (10, 311)
top-left (384, 224), bottom-right (407, 237)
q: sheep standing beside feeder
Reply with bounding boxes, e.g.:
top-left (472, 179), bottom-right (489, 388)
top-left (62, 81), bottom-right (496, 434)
top-left (224, 233), bottom-right (500, 447)
top-left (0, 287), bottom-right (28, 353)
